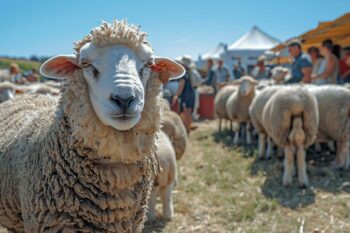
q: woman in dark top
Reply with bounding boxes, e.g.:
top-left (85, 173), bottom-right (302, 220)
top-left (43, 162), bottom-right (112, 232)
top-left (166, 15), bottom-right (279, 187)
top-left (173, 64), bottom-right (195, 133)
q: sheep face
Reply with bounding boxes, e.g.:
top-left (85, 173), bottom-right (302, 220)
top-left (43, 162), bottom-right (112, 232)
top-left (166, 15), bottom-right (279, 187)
top-left (238, 79), bottom-right (256, 96)
top-left (78, 43), bottom-right (153, 131)
top-left (40, 43), bottom-right (184, 131)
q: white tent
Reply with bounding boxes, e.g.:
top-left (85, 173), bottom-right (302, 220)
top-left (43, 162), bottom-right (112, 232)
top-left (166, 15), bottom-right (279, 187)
top-left (222, 26), bottom-right (280, 72)
top-left (202, 42), bottom-right (227, 60)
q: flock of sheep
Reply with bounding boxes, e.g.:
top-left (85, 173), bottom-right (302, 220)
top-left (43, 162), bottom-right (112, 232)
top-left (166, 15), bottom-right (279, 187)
top-left (214, 71), bottom-right (350, 187)
top-left (0, 20), bottom-right (188, 233)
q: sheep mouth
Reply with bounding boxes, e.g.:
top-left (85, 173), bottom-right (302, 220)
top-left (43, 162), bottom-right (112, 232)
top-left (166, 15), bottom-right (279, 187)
top-left (109, 113), bottom-right (137, 120)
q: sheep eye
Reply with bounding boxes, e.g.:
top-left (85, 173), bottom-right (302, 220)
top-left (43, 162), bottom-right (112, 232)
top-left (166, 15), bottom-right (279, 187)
top-left (81, 61), bottom-right (90, 68)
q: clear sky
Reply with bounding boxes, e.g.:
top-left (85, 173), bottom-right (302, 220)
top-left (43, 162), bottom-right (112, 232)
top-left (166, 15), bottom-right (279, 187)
top-left (0, 0), bottom-right (349, 59)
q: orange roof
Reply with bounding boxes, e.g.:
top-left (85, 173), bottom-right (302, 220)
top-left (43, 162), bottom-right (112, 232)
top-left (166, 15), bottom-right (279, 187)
top-left (272, 12), bottom-right (350, 52)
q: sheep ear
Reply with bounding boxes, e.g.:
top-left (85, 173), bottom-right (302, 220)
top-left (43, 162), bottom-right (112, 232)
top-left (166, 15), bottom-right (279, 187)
top-left (40, 54), bottom-right (80, 79)
top-left (152, 57), bottom-right (185, 83)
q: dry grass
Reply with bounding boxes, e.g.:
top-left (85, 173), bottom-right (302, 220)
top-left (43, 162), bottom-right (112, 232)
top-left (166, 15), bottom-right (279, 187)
top-left (143, 119), bottom-right (350, 233)
top-left (1, 119), bottom-right (349, 233)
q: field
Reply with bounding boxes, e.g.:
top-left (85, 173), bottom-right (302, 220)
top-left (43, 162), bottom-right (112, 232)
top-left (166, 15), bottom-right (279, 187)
top-left (1, 119), bottom-right (350, 233)
top-left (143, 120), bottom-right (350, 233)
top-left (0, 58), bottom-right (41, 71)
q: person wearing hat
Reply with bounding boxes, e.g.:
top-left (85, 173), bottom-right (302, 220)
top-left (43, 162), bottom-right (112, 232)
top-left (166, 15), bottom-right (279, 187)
top-left (172, 56), bottom-right (196, 133)
top-left (286, 39), bottom-right (312, 84)
top-left (250, 55), bottom-right (269, 80)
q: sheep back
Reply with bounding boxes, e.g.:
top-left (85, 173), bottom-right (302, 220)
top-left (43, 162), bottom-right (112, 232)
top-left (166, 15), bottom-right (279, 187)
top-left (262, 86), bottom-right (319, 147)
top-left (162, 111), bottom-right (187, 160)
top-left (309, 85), bottom-right (350, 141)
top-left (214, 85), bottom-right (237, 119)
top-left (249, 86), bottom-right (280, 134)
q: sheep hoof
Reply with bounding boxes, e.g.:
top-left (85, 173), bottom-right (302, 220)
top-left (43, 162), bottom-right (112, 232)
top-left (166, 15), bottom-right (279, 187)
top-left (298, 182), bottom-right (308, 189)
top-left (283, 177), bottom-right (292, 187)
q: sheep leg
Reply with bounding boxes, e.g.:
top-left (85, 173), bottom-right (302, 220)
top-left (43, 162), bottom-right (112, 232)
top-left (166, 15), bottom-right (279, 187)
top-left (219, 119), bottom-right (222, 134)
top-left (147, 187), bottom-right (159, 221)
top-left (283, 146), bottom-right (294, 186)
top-left (333, 141), bottom-right (349, 169)
top-left (246, 122), bottom-right (252, 145)
top-left (327, 141), bottom-right (336, 152)
top-left (266, 137), bottom-right (273, 160)
top-left (230, 120), bottom-right (233, 132)
top-left (233, 125), bottom-right (240, 145)
top-left (296, 146), bottom-right (308, 187)
top-left (258, 133), bottom-right (266, 160)
top-left (315, 143), bottom-right (322, 153)
top-left (160, 185), bottom-right (174, 220)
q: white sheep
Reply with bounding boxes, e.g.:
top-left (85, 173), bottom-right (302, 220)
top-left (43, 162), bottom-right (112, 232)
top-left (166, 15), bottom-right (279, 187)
top-left (249, 86), bottom-right (280, 159)
top-left (270, 66), bottom-right (291, 84)
top-left (161, 110), bottom-right (188, 160)
top-left (226, 76), bottom-right (257, 145)
top-left (214, 85), bottom-right (237, 133)
top-left (262, 85), bottom-right (319, 187)
top-left (0, 20), bottom-right (185, 233)
top-left (308, 85), bottom-right (350, 169)
top-left (148, 131), bottom-right (177, 221)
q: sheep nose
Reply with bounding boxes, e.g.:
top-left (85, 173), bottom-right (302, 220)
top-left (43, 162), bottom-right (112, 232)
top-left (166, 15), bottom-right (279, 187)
top-left (111, 94), bottom-right (135, 111)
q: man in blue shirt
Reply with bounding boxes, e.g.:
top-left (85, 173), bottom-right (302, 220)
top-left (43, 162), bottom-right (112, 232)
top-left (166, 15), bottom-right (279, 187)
top-left (286, 39), bottom-right (312, 84)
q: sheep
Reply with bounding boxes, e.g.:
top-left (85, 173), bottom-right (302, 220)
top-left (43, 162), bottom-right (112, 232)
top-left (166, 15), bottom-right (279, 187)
top-left (161, 98), bottom-right (171, 111)
top-left (249, 86), bottom-right (280, 159)
top-left (226, 76), bottom-right (257, 145)
top-left (0, 81), bottom-right (18, 103)
top-left (262, 86), bottom-right (319, 187)
top-left (307, 85), bottom-right (350, 169)
top-left (19, 83), bottom-right (60, 96)
top-left (214, 85), bottom-right (237, 133)
top-left (148, 131), bottom-right (177, 221)
top-left (161, 110), bottom-right (188, 160)
top-left (270, 66), bottom-right (291, 84)
top-left (0, 20), bottom-right (185, 233)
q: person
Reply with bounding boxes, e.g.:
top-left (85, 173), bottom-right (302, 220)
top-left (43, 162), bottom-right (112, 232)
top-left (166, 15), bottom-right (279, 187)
top-left (250, 55), bottom-right (269, 80)
top-left (204, 59), bottom-right (217, 92)
top-left (232, 64), bottom-right (240, 80)
top-left (216, 59), bottom-right (230, 88)
top-left (26, 68), bottom-right (40, 83)
top-left (286, 39), bottom-right (312, 84)
top-left (9, 63), bottom-right (25, 84)
top-left (307, 47), bottom-right (325, 84)
top-left (180, 55), bottom-right (203, 121)
top-left (312, 39), bottom-right (339, 84)
top-left (340, 47), bottom-right (350, 83)
top-left (173, 58), bottom-right (195, 134)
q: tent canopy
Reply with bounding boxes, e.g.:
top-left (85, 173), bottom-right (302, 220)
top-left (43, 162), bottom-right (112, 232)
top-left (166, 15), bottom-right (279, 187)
top-left (272, 12), bottom-right (350, 53)
top-left (228, 26), bottom-right (281, 51)
top-left (202, 43), bottom-right (227, 60)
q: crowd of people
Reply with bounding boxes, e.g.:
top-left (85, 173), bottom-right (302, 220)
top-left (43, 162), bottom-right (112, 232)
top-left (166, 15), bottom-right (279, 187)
top-left (164, 38), bottom-right (350, 135)
top-left (0, 63), bottom-right (41, 84)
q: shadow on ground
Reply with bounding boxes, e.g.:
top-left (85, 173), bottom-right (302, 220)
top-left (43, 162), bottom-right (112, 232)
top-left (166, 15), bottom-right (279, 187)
top-left (212, 128), bottom-right (350, 209)
top-left (142, 219), bottom-right (169, 233)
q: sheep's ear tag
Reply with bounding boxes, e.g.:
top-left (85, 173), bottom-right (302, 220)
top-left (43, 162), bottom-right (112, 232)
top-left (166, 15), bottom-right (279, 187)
top-left (151, 57), bottom-right (185, 84)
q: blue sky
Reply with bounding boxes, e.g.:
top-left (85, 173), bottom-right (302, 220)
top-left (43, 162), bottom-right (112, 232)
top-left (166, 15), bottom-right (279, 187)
top-left (0, 0), bottom-right (349, 59)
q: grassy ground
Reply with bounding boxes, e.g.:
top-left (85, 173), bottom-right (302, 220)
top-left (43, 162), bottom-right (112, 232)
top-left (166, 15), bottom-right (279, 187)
top-left (143, 119), bottom-right (350, 233)
top-left (1, 119), bottom-right (349, 233)
top-left (0, 58), bottom-right (41, 71)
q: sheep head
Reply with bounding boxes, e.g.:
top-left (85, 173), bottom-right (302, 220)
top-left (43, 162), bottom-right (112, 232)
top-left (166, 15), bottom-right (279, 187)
top-left (40, 20), bottom-right (184, 131)
top-left (231, 75), bottom-right (257, 96)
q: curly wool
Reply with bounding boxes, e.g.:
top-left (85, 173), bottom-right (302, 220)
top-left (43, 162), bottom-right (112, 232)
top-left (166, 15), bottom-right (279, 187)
top-left (0, 68), bottom-right (162, 233)
top-left (74, 20), bottom-right (151, 55)
top-left (262, 85), bottom-right (319, 147)
top-left (161, 111), bottom-right (187, 160)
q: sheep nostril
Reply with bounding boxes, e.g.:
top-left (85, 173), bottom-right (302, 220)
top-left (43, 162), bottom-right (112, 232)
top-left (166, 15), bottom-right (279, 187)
top-left (110, 94), bottom-right (135, 109)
